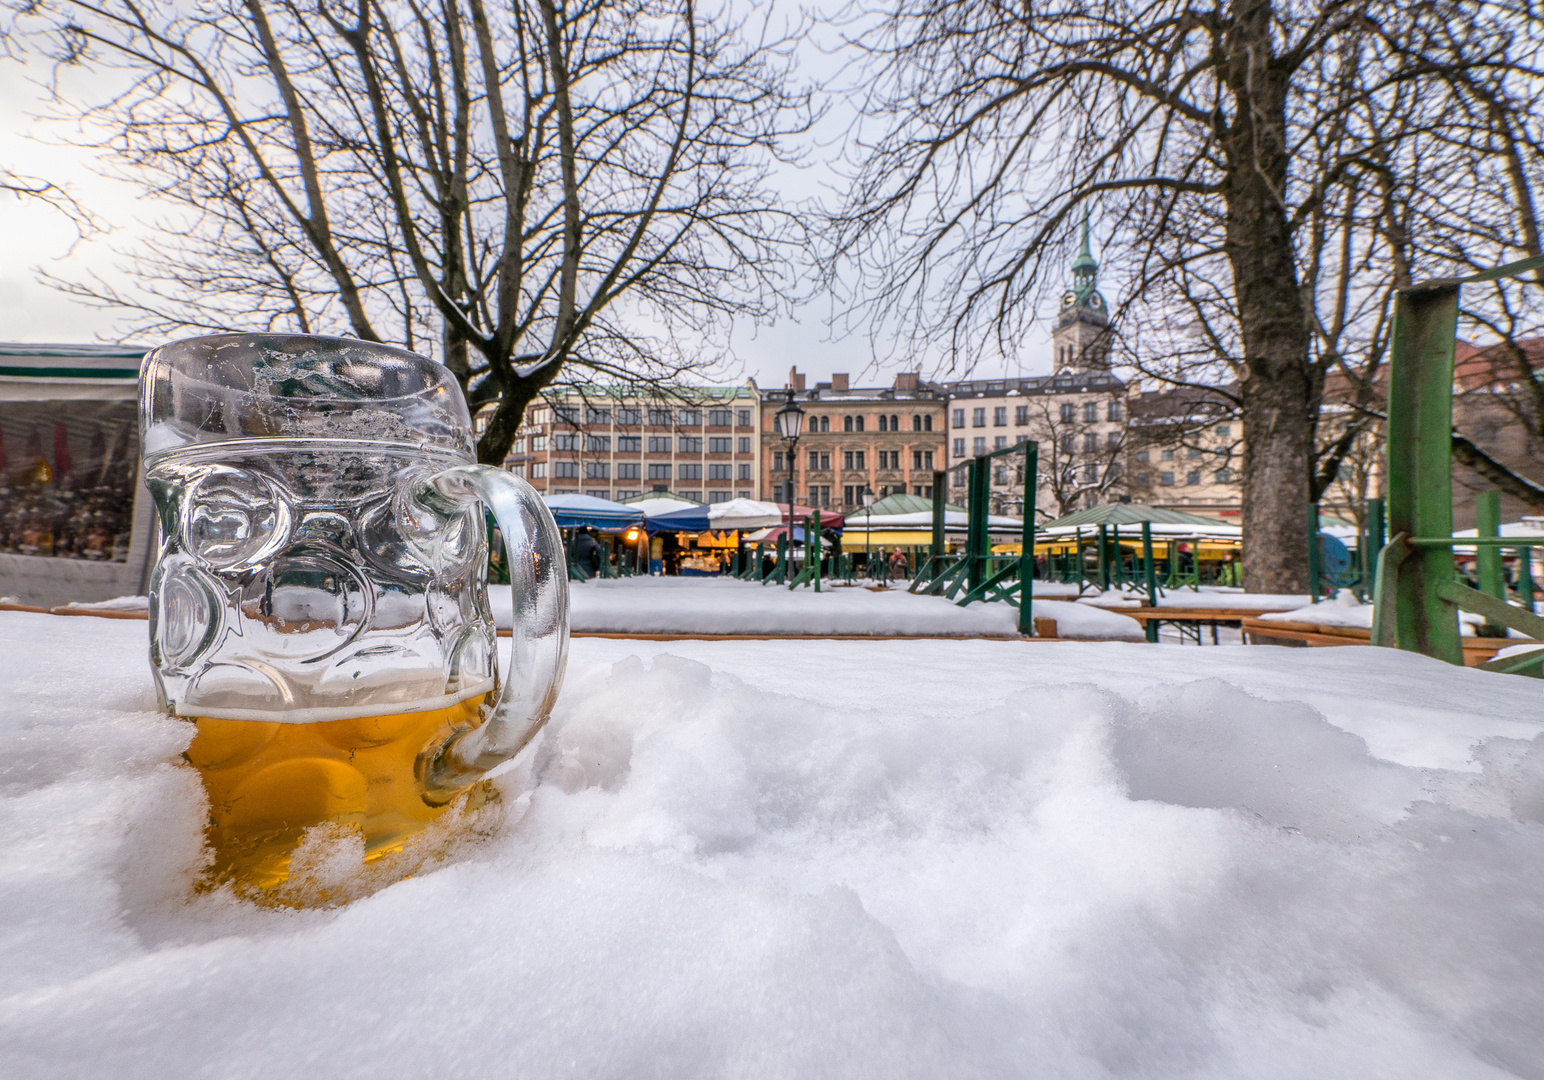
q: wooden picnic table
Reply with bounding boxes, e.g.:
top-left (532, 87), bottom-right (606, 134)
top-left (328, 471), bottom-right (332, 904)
top-left (1095, 604), bottom-right (1301, 645)
top-left (1240, 617), bottom-right (1525, 666)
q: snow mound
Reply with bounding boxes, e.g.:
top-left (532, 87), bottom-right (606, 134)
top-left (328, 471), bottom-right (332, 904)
top-left (3, 614), bottom-right (1543, 1077)
top-left (491, 577), bottom-right (1142, 639)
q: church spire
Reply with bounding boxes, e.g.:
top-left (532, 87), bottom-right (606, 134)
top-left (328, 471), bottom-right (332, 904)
top-left (1070, 210), bottom-right (1098, 304)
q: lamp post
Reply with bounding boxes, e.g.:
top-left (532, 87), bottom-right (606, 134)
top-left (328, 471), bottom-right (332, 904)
top-left (776, 389), bottom-right (805, 576)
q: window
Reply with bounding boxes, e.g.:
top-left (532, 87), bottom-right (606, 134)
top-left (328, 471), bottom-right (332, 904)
top-left (678, 464), bottom-right (702, 480)
top-left (1059, 434), bottom-right (1074, 454)
top-left (708, 464), bottom-right (733, 480)
top-left (1216, 468), bottom-right (1233, 484)
top-left (973, 437), bottom-right (986, 455)
top-left (855, 415), bottom-right (865, 432)
top-left (585, 435), bottom-right (611, 452)
top-left (1083, 433), bottom-right (1099, 453)
top-left (553, 433), bottom-right (579, 450)
top-left (821, 486), bottom-right (831, 505)
top-left (708, 437), bottom-right (733, 453)
top-left (809, 450), bottom-right (821, 471)
top-left (616, 490), bottom-right (640, 501)
top-left (737, 437), bottom-right (751, 453)
top-left (773, 451), bottom-right (784, 471)
top-left (878, 415), bottom-right (888, 432)
top-left (648, 464), bottom-right (672, 480)
top-left (1216, 424), bottom-right (1231, 438)
top-left (855, 450), bottom-right (866, 469)
top-left (584, 462), bottom-right (610, 479)
top-left (554, 405), bottom-right (580, 425)
top-left (912, 449), bottom-right (935, 469)
top-left (843, 450), bottom-right (853, 469)
top-left (1083, 402), bottom-right (1098, 422)
top-left (993, 406), bottom-right (1007, 426)
top-left (737, 490), bottom-right (752, 500)
top-left (530, 462), bottom-right (547, 478)
top-left (738, 463), bottom-right (752, 481)
top-left (553, 461), bottom-right (580, 478)
top-left (679, 409), bottom-right (701, 426)
top-left (953, 438), bottom-right (965, 458)
top-left (709, 490), bottom-right (732, 503)
top-left (617, 436), bottom-right (641, 452)
top-left (617, 463), bottom-right (640, 479)
top-left (1186, 470), bottom-right (1201, 486)
top-left (952, 408), bottom-right (965, 428)
top-left (1015, 405), bottom-right (1029, 425)
top-left (648, 436), bottom-right (672, 452)
top-left (585, 407), bottom-right (611, 425)
top-left (844, 415), bottom-right (854, 432)
top-left (679, 437), bottom-right (702, 453)
top-left (1187, 448), bottom-right (1202, 459)
top-left (679, 491), bottom-right (701, 502)
top-left (1060, 403), bottom-right (1076, 422)
top-left (820, 452), bottom-right (831, 470)
top-left (994, 465), bottom-right (1008, 485)
top-left (913, 415), bottom-right (922, 431)
top-left (1160, 471), bottom-right (1175, 486)
top-left (819, 415), bottom-right (830, 433)
top-left (1136, 450), bottom-right (1149, 464)
top-left (1160, 449), bottom-right (1174, 462)
top-left (844, 485), bottom-right (855, 505)
top-left (1107, 401), bottom-right (1123, 422)
top-left (736, 409), bottom-right (751, 427)
top-left (617, 408), bottom-right (641, 425)
top-left (994, 436), bottom-right (1007, 450)
top-left (647, 408), bottom-right (672, 425)
top-left (1108, 432), bottom-right (1121, 448)
top-left (709, 409), bottom-right (733, 426)
top-left (972, 408), bottom-right (986, 427)
top-left (531, 435), bottom-right (548, 452)
top-left (1136, 472), bottom-right (1150, 487)
top-left (1083, 463), bottom-right (1099, 483)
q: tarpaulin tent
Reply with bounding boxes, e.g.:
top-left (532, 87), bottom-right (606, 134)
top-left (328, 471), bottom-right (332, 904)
top-left (541, 493), bottom-right (644, 531)
top-left (646, 504), bottom-right (712, 533)
top-left (706, 497), bottom-right (783, 532)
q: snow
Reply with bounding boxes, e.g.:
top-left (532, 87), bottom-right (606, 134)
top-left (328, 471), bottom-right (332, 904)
top-left (3, 611), bottom-right (1544, 1077)
top-left (1260, 590), bottom-right (1498, 636)
top-left (493, 577), bottom-right (1146, 640)
top-left (53, 594), bottom-right (150, 613)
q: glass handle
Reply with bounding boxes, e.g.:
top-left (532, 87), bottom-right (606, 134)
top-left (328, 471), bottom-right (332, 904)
top-left (417, 464), bottom-right (569, 784)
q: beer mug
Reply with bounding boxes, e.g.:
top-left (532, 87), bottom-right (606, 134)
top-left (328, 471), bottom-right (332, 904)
top-left (140, 334), bottom-right (568, 895)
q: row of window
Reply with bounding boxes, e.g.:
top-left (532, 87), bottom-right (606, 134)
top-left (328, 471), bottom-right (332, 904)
top-left (766, 483), bottom-right (934, 506)
top-left (1134, 448), bottom-right (1226, 463)
top-left (770, 449), bottom-right (938, 472)
top-left (774, 413), bottom-right (936, 435)
top-left (952, 435), bottom-right (1041, 458)
top-left (1134, 469), bottom-right (1233, 487)
top-left (548, 406), bottom-right (752, 427)
top-left (530, 462), bottom-right (754, 481)
top-left (545, 435), bottom-right (754, 453)
top-left (951, 402), bottom-right (1123, 428)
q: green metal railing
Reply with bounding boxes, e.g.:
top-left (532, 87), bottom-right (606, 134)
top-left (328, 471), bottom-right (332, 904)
top-left (1369, 250), bottom-right (1544, 676)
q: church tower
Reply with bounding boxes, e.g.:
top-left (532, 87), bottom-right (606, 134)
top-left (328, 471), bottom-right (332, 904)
top-left (1051, 213), bottom-right (1112, 373)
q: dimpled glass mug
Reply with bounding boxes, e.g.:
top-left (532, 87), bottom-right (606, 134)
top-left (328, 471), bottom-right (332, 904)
top-left (141, 334), bottom-right (568, 897)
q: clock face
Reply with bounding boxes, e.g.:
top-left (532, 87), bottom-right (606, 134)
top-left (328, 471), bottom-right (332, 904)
top-left (1062, 290), bottom-right (1078, 307)
top-left (1088, 292), bottom-right (1104, 309)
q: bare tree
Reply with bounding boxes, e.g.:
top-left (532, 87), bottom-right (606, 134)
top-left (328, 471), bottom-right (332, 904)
top-left (13, 0), bottom-right (810, 462)
top-left (824, 0), bottom-right (1544, 591)
top-left (1027, 397), bottom-right (1126, 518)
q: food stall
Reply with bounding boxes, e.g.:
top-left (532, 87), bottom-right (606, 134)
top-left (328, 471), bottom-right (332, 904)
top-left (0, 343), bottom-right (156, 606)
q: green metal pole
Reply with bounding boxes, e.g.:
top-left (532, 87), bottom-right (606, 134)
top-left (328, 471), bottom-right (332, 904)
top-left (931, 469), bottom-right (946, 566)
top-left (1520, 545), bottom-right (1535, 610)
top-left (1097, 524), bottom-right (1109, 591)
top-left (966, 458), bottom-right (984, 593)
top-left (776, 533), bottom-right (787, 584)
top-left (1074, 527), bottom-right (1083, 588)
top-left (1476, 491), bottom-right (1505, 601)
top-left (1142, 521), bottom-right (1158, 642)
top-left (810, 511), bottom-right (822, 593)
top-left (1381, 282), bottom-right (1462, 663)
top-left (1018, 442), bottom-right (1037, 636)
top-left (1366, 497), bottom-right (1386, 595)
top-left (1307, 503), bottom-right (1322, 602)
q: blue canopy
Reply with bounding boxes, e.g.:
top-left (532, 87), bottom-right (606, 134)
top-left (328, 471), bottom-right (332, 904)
top-left (645, 504), bottom-right (712, 533)
top-left (541, 494), bottom-right (644, 531)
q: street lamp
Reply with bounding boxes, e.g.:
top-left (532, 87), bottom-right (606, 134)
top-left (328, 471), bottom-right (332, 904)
top-left (776, 389), bottom-right (805, 574)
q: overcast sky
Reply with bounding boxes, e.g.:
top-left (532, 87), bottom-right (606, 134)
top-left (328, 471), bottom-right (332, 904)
top-left (0, 5), bottom-right (1076, 391)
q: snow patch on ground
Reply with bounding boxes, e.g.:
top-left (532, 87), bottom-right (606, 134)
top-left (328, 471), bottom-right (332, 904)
top-left (493, 577), bottom-right (1144, 640)
top-left (2, 614), bottom-right (1543, 1077)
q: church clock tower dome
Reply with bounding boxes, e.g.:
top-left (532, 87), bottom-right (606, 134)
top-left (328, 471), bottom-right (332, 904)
top-left (1052, 212), bottom-right (1112, 373)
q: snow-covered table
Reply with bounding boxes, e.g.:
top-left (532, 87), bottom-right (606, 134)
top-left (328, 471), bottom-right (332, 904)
top-left (3, 611), bottom-right (1543, 1078)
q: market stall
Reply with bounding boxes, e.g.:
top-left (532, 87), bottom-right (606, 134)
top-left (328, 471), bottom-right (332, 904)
top-left (0, 343), bottom-right (156, 605)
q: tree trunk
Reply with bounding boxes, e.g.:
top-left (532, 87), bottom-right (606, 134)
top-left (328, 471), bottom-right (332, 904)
top-left (1224, 0), bottom-right (1312, 593)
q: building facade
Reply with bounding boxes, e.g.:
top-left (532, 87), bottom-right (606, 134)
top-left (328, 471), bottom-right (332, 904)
top-left (497, 384), bottom-right (761, 503)
top-left (759, 369), bottom-right (947, 511)
top-left (1124, 384), bottom-right (1243, 520)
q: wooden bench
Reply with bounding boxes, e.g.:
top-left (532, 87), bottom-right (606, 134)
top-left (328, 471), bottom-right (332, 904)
top-left (1240, 617), bottom-right (1525, 666)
